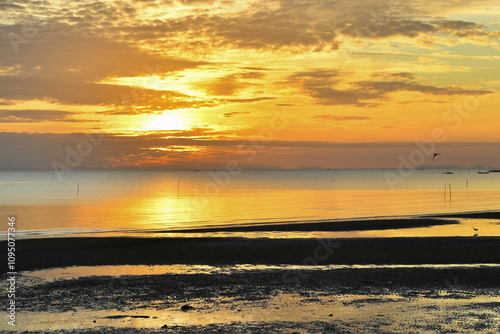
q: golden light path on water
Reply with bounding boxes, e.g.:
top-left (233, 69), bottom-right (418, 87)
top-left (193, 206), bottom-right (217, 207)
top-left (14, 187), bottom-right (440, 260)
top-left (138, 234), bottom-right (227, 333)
top-left (1, 170), bottom-right (500, 238)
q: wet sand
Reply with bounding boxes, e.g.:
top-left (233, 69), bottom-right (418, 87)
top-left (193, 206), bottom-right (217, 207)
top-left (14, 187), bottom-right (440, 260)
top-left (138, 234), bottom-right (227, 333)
top-left (3, 236), bottom-right (500, 271)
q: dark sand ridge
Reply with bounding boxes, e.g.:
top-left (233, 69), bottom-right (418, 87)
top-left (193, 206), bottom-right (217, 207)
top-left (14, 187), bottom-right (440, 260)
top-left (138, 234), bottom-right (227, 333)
top-left (433, 211), bottom-right (500, 219)
top-left (3, 237), bottom-right (500, 271)
top-left (152, 217), bottom-right (459, 233)
top-left (2, 215), bottom-right (499, 271)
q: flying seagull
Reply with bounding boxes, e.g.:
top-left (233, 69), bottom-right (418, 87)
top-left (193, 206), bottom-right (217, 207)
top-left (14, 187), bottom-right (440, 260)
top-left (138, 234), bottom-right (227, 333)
top-left (432, 153), bottom-right (441, 161)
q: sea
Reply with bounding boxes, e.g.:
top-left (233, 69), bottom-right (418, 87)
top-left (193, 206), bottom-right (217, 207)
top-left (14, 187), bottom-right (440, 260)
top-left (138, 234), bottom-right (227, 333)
top-left (1, 169), bottom-right (500, 238)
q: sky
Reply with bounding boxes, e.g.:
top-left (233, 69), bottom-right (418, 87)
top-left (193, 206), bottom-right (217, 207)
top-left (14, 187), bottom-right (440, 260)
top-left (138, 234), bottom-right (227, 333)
top-left (1, 0), bottom-right (500, 170)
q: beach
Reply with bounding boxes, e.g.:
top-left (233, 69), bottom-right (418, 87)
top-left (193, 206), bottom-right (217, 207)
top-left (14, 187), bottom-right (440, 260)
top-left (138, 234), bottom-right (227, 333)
top-left (4, 264), bottom-right (500, 333)
top-left (1, 213), bottom-right (500, 333)
top-left (3, 0), bottom-right (500, 330)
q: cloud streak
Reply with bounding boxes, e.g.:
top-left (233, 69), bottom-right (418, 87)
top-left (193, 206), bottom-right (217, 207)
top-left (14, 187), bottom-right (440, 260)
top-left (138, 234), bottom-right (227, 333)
top-left (290, 69), bottom-right (494, 106)
top-left (0, 109), bottom-right (86, 123)
top-left (313, 115), bottom-right (372, 121)
top-left (3, 131), bottom-right (500, 170)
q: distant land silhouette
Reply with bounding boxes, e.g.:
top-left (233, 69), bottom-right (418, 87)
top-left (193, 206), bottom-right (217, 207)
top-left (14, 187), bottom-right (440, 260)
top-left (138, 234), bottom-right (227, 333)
top-left (417, 164), bottom-right (492, 169)
top-left (2, 164), bottom-right (499, 171)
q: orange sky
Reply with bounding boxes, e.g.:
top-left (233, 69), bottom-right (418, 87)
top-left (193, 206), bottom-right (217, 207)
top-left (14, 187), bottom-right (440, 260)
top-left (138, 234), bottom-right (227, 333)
top-left (1, 0), bottom-right (500, 170)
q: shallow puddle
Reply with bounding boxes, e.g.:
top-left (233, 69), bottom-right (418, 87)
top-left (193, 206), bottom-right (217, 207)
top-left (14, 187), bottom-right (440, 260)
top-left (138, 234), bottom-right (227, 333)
top-left (21, 263), bottom-right (500, 283)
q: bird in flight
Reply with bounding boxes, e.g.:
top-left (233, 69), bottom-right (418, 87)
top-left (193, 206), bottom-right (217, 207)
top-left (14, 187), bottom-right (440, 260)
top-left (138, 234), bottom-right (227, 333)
top-left (432, 153), bottom-right (441, 160)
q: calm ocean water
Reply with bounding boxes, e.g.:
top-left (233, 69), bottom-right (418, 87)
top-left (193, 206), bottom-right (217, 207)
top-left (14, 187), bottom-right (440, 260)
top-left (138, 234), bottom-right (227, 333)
top-left (1, 169), bottom-right (500, 238)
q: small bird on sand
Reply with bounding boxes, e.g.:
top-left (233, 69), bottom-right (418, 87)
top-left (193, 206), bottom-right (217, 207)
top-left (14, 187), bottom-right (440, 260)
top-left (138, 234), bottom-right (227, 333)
top-left (432, 153), bottom-right (441, 160)
top-left (472, 227), bottom-right (478, 232)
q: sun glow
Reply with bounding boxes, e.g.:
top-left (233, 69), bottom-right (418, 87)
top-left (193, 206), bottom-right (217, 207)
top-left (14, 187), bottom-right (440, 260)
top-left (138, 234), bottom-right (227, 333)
top-left (142, 111), bottom-right (189, 131)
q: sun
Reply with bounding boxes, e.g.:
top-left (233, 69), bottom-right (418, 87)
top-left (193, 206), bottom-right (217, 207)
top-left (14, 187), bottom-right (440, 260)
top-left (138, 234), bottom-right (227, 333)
top-left (141, 111), bottom-right (189, 131)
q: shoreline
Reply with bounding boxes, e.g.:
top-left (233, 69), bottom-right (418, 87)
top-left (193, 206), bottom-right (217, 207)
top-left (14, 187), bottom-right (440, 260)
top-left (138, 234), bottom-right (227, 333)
top-left (7, 209), bottom-right (500, 239)
top-left (2, 211), bottom-right (499, 271)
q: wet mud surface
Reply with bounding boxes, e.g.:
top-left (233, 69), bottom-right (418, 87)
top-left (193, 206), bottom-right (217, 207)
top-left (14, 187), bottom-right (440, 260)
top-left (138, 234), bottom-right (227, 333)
top-left (2, 266), bottom-right (499, 333)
